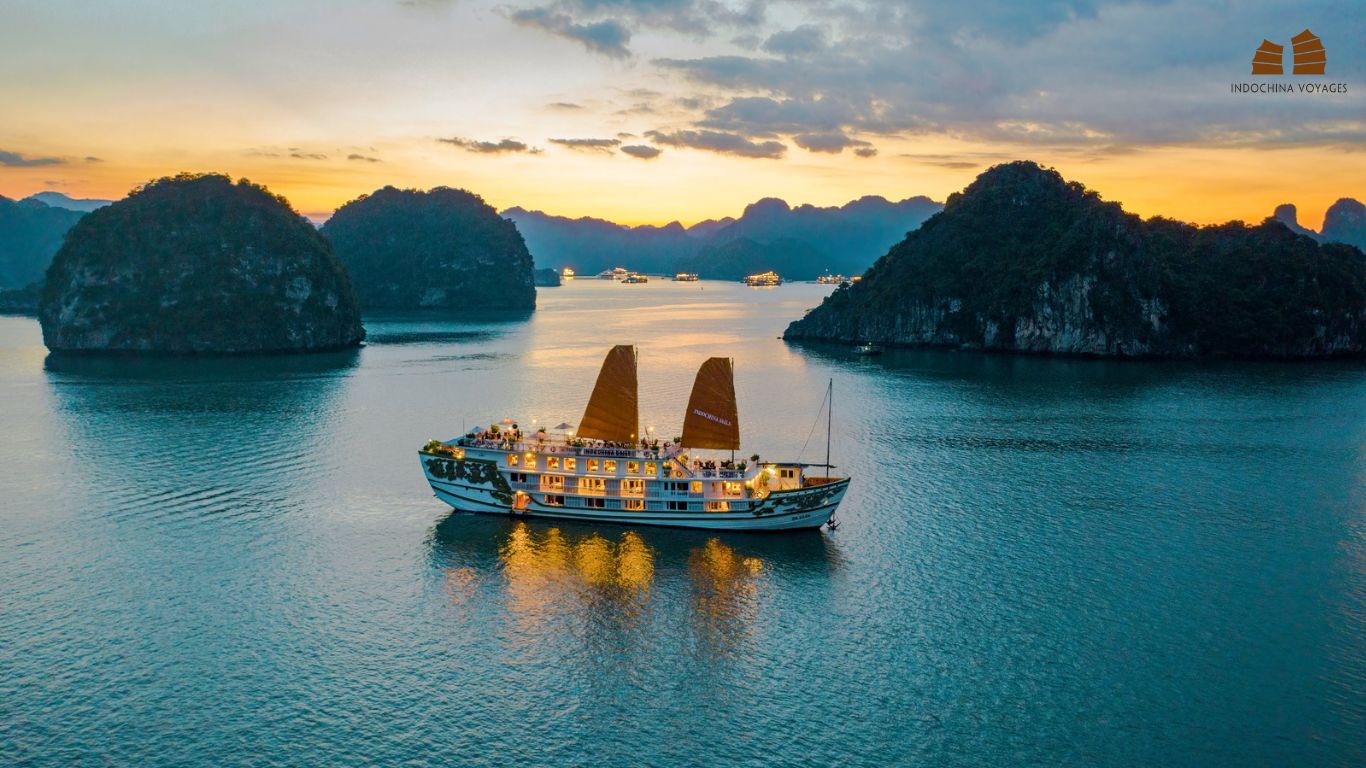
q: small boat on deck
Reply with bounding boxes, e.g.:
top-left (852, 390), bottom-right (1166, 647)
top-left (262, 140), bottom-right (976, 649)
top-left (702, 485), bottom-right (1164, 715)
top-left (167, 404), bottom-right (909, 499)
top-left (419, 346), bottom-right (850, 531)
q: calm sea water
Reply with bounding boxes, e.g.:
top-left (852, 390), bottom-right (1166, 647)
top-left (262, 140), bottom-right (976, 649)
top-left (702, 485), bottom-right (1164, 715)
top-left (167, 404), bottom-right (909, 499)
top-left (2, 280), bottom-right (1364, 767)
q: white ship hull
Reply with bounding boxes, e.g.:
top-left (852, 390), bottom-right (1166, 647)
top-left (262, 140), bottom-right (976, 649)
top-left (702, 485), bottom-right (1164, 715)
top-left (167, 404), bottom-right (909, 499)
top-left (420, 452), bottom-right (847, 531)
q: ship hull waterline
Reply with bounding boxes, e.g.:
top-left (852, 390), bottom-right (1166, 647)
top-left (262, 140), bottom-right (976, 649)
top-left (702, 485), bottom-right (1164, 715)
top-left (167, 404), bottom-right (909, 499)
top-left (420, 453), bottom-right (848, 532)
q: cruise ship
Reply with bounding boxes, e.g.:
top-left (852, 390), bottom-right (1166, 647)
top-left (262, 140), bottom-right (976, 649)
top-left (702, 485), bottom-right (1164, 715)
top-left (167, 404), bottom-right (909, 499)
top-left (673, 272), bottom-right (699, 282)
top-left (742, 271), bottom-right (782, 286)
top-left (419, 346), bottom-right (849, 531)
top-left (597, 267), bottom-right (630, 280)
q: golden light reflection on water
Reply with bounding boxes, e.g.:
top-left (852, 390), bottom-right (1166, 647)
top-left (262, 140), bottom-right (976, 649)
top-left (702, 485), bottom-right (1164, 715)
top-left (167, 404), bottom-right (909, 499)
top-left (432, 515), bottom-right (836, 658)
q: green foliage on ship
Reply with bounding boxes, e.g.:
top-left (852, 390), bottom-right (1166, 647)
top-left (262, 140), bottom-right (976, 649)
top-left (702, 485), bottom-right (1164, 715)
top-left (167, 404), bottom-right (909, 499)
top-left (322, 186), bottom-right (536, 310)
top-left (786, 161), bottom-right (1366, 358)
top-left (38, 173), bottom-right (364, 354)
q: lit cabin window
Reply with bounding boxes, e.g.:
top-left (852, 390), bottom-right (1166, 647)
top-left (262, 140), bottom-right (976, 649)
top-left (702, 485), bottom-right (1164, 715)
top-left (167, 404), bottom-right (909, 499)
top-left (627, 461), bottom-right (640, 474)
top-left (705, 501), bottom-right (730, 512)
top-left (547, 457), bottom-right (560, 470)
top-left (587, 459), bottom-right (600, 473)
top-left (689, 481), bottom-right (703, 494)
top-left (622, 479), bottom-right (645, 496)
top-left (524, 453), bottom-right (537, 469)
top-left (644, 462), bottom-right (657, 475)
top-left (541, 475), bottom-right (564, 491)
top-left (543, 495), bottom-right (564, 506)
top-left (723, 481), bottom-right (743, 496)
top-left (578, 477), bottom-right (606, 495)
top-left (604, 460), bottom-right (617, 473)
top-left (564, 458), bottom-right (577, 472)
top-left (624, 499), bottom-right (645, 511)
top-left (508, 453), bottom-right (520, 466)
top-left (780, 468), bottom-right (797, 479)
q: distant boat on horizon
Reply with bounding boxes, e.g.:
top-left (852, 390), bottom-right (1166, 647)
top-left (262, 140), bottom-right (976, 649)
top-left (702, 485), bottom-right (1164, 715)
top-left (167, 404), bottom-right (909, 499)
top-left (561, 267), bottom-right (575, 279)
top-left (419, 346), bottom-right (849, 531)
top-left (597, 267), bottom-right (630, 280)
top-left (674, 272), bottom-right (699, 282)
top-left (743, 271), bottom-right (782, 287)
top-left (621, 272), bottom-right (649, 284)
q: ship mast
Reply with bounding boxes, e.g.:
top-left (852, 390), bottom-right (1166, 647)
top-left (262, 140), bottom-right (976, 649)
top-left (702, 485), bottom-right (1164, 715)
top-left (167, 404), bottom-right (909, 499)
top-left (825, 378), bottom-right (832, 470)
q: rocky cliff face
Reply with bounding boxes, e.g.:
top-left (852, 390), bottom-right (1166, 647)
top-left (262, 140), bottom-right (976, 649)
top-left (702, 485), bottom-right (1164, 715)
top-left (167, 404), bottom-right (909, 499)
top-left (786, 162), bottom-right (1366, 359)
top-left (39, 173), bottom-right (364, 354)
top-left (323, 187), bottom-right (536, 310)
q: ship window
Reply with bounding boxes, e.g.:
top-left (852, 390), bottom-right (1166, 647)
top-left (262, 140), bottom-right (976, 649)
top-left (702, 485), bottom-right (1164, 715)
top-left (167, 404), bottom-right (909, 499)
top-left (689, 481), bottom-right (703, 494)
top-left (587, 459), bottom-right (600, 473)
top-left (723, 481), bottom-right (743, 496)
top-left (543, 495), bottom-right (564, 506)
top-left (627, 461), bottom-right (639, 474)
top-left (644, 462), bottom-right (657, 475)
top-left (624, 499), bottom-right (644, 511)
top-left (666, 501), bottom-right (688, 511)
top-left (541, 475), bottom-right (564, 491)
top-left (507, 453), bottom-right (520, 466)
top-left (546, 457), bottom-right (560, 470)
top-left (524, 453), bottom-right (537, 469)
top-left (705, 501), bottom-right (730, 513)
top-left (564, 458), bottom-right (577, 472)
top-left (780, 468), bottom-right (797, 479)
top-left (578, 477), bottom-right (606, 495)
top-left (604, 460), bottom-right (617, 472)
top-left (584, 498), bottom-right (606, 509)
top-left (622, 479), bottom-right (645, 496)
top-left (510, 472), bottom-right (530, 483)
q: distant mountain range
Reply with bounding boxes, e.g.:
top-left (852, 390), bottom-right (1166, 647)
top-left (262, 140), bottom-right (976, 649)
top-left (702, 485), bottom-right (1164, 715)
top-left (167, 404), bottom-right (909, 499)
top-left (0, 195), bottom-right (86, 289)
top-left (1272, 199), bottom-right (1366, 252)
top-left (503, 195), bottom-right (944, 280)
top-left (25, 191), bottom-right (114, 213)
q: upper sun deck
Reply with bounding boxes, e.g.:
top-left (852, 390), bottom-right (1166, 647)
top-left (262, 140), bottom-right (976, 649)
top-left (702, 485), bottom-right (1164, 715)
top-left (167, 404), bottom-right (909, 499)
top-left (452, 431), bottom-right (757, 480)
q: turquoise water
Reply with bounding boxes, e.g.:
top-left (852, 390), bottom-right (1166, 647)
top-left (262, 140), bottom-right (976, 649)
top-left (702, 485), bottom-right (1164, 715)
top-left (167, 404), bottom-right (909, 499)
top-left (2, 280), bottom-right (1364, 766)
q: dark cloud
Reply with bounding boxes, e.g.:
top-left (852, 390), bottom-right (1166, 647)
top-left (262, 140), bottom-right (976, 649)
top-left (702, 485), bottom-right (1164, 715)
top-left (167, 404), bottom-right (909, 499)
top-left (853, 147), bottom-right (878, 158)
top-left (620, 144), bottom-right (663, 159)
top-left (650, 1), bottom-right (1366, 150)
top-left (290, 151), bottom-right (328, 160)
top-left (84, 156), bottom-right (104, 163)
top-left (550, 137), bottom-right (622, 153)
top-left (792, 131), bottom-right (870, 154)
top-left (438, 137), bottom-right (543, 154)
top-left (347, 153), bottom-right (382, 163)
top-left (761, 25), bottom-right (825, 58)
top-left (644, 129), bottom-right (784, 158)
top-left (0, 149), bottom-right (63, 167)
top-left (546, 0), bottom-right (764, 38)
top-left (547, 101), bottom-right (585, 110)
top-left (511, 7), bottom-right (631, 58)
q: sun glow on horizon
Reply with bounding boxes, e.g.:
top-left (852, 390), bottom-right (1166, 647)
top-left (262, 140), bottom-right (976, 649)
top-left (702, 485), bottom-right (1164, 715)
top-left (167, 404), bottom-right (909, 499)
top-left (2, 0), bottom-right (1362, 230)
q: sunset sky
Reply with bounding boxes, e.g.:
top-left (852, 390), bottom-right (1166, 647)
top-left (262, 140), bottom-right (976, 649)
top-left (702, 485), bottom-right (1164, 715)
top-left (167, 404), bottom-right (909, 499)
top-left (1, 0), bottom-right (1362, 227)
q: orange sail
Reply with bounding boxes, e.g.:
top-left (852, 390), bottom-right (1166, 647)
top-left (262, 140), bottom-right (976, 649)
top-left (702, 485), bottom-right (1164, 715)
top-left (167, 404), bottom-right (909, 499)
top-left (681, 357), bottom-right (740, 450)
top-left (1291, 29), bottom-right (1325, 75)
top-left (1251, 39), bottom-right (1284, 75)
top-left (578, 345), bottom-right (639, 442)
